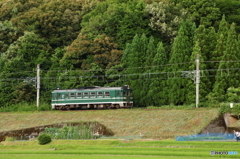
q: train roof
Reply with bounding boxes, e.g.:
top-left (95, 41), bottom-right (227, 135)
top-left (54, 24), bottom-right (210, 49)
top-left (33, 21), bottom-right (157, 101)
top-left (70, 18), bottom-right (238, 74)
top-left (52, 85), bottom-right (131, 93)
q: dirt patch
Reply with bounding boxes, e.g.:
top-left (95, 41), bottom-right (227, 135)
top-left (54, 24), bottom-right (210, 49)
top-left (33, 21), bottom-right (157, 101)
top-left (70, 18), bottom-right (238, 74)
top-left (199, 115), bottom-right (228, 134)
top-left (0, 122), bottom-right (113, 142)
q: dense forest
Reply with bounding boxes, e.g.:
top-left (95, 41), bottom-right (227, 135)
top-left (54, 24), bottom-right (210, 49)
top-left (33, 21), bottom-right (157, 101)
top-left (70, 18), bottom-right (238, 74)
top-left (1, 0), bottom-right (240, 108)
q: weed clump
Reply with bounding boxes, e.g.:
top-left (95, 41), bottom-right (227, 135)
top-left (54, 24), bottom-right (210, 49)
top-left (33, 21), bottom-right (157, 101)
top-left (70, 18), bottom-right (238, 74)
top-left (38, 133), bottom-right (52, 145)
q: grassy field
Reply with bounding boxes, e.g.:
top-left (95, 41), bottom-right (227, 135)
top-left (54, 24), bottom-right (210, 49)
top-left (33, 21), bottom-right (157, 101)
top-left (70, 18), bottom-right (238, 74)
top-left (0, 108), bottom-right (220, 138)
top-left (0, 139), bottom-right (239, 159)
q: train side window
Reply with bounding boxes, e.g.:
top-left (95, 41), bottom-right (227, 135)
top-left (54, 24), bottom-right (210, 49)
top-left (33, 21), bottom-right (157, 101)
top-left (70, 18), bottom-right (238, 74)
top-left (84, 92), bottom-right (88, 98)
top-left (98, 92), bottom-right (103, 97)
top-left (65, 93), bottom-right (68, 99)
top-left (58, 94), bottom-right (62, 99)
top-left (77, 93), bottom-right (82, 98)
top-left (90, 92), bottom-right (96, 98)
top-left (70, 93), bottom-right (75, 98)
top-left (104, 92), bottom-right (110, 97)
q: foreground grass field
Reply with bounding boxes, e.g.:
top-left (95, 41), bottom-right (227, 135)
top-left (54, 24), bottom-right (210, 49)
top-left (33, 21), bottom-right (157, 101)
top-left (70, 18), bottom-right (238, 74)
top-left (0, 139), bottom-right (239, 159)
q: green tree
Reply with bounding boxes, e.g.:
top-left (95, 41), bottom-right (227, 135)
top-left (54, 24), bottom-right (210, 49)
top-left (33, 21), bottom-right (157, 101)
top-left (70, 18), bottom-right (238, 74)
top-left (226, 87), bottom-right (240, 103)
top-left (145, 1), bottom-right (187, 42)
top-left (172, 0), bottom-right (221, 27)
top-left (167, 20), bottom-right (195, 105)
top-left (63, 34), bottom-right (122, 70)
top-left (209, 23), bottom-right (240, 102)
top-left (210, 16), bottom-right (229, 81)
top-left (81, 0), bottom-right (152, 49)
top-left (186, 41), bottom-right (211, 104)
top-left (187, 25), bottom-right (216, 102)
top-left (0, 20), bottom-right (20, 54)
top-left (216, 0), bottom-right (240, 34)
top-left (104, 64), bottom-right (125, 86)
top-left (141, 36), bottom-right (157, 106)
top-left (148, 41), bottom-right (168, 106)
top-left (121, 34), bottom-right (149, 107)
top-left (7, 0), bottom-right (101, 49)
top-left (0, 31), bottom-right (50, 105)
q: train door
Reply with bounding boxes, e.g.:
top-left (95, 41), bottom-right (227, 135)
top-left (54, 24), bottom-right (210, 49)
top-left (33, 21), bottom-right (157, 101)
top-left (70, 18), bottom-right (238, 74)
top-left (115, 90), bottom-right (122, 102)
top-left (123, 89), bottom-right (133, 107)
top-left (127, 89), bottom-right (132, 102)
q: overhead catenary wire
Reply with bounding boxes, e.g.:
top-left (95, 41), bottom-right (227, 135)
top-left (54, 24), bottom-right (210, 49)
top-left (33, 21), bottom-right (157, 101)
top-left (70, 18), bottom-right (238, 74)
top-left (0, 61), bottom-right (240, 82)
top-left (0, 68), bottom-right (240, 82)
top-left (0, 60), bottom-right (239, 76)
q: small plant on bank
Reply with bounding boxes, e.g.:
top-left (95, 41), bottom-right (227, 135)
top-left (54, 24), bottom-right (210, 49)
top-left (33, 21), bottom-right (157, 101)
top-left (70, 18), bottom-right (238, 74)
top-left (5, 137), bottom-right (16, 141)
top-left (38, 133), bottom-right (52, 145)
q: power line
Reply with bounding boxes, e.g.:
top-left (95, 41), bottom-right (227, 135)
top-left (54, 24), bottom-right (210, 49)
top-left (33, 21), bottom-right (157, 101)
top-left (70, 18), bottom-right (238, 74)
top-left (1, 68), bottom-right (240, 82)
top-left (0, 60), bottom-right (238, 76)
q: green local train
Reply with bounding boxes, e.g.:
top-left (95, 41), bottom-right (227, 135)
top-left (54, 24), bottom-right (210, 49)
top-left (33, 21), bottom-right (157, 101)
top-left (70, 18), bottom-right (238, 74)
top-left (51, 85), bottom-right (133, 110)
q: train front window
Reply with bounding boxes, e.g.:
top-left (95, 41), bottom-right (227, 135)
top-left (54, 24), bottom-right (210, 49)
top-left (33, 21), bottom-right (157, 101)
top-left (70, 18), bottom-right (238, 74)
top-left (117, 91), bottom-right (122, 96)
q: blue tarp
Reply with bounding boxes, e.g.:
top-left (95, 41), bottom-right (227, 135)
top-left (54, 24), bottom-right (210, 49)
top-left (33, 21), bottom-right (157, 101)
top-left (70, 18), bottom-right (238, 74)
top-left (176, 133), bottom-right (236, 141)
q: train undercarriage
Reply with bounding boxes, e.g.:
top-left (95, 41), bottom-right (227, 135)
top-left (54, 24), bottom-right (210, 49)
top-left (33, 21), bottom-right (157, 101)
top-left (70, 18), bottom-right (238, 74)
top-left (53, 103), bottom-right (133, 110)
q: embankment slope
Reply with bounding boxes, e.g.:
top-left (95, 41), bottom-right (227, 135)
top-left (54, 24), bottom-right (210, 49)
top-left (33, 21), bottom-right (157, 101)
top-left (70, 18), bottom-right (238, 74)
top-left (0, 108), bottom-right (220, 138)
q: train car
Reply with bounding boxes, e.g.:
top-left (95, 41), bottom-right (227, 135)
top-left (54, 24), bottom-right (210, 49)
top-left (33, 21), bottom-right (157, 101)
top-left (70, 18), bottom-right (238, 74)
top-left (51, 85), bottom-right (133, 110)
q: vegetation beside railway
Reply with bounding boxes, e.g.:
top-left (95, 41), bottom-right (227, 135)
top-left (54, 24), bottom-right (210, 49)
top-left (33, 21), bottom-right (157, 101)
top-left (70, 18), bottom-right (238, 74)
top-left (0, 108), bottom-right (220, 139)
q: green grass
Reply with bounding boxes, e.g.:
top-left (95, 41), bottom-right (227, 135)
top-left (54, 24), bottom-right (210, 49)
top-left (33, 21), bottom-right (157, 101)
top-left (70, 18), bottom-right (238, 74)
top-left (0, 139), bottom-right (239, 159)
top-left (0, 102), bottom-right (51, 112)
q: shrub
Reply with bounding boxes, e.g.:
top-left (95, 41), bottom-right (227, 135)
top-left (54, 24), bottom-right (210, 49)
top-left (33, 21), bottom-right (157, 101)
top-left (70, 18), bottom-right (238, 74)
top-left (5, 137), bottom-right (16, 141)
top-left (38, 133), bottom-right (52, 145)
top-left (37, 102), bottom-right (52, 111)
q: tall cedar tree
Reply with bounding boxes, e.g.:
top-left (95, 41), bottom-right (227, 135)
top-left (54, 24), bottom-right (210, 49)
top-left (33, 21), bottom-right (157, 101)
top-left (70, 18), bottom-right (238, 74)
top-left (186, 41), bottom-right (211, 104)
top-left (185, 25), bottom-right (214, 104)
top-left (216, 0), bottom-right (240, 34)
top-left (41, 47), bottom-right (67, 101)
top-left (210, 23), bottom-right (240, 102)
top-left (167, 20), bottom-right (195, 105)
top-left (122, 34), bottom-right (148, 107)
top-left (142, 36), bottom-right (157, 106)
top-left (148, 42), bottom-right (168, 106)
top-left (211, 15), bottom-right (229, 70)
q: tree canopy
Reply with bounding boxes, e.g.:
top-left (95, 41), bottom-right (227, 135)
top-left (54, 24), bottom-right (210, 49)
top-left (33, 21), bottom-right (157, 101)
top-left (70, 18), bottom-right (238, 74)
top-left (1, 0), bottom-right (240, 107)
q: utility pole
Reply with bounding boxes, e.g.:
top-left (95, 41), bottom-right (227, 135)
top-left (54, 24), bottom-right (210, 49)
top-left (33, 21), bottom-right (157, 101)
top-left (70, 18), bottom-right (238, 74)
top-left (195, 54), bottom-right (200, 108)
top-left (37, 64), bottom-right (40, 107)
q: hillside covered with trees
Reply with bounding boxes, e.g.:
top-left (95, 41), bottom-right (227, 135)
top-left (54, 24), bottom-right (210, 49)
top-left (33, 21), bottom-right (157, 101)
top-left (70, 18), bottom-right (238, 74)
top-left (1, 0), bottom-right (240, 108)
